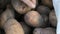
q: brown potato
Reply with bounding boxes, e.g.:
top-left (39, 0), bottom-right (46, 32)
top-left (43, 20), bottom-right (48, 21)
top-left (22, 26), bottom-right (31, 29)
top-left (41, 0), bottom-right (53, 8)
top-left (33, 28), bottom-right (56, 34)
top-left (49, 10), bottom-right (57, 27)
top-left (11, 0), bottom-right (31, 14)
top-left (20, 22), bottom-right (31, 34)
top-left (0, 7), bottom-right (14, 27)
top-left (24, 11), bottom-right (47, 27)
top-left (3, 19), bottom-right (24, 34)
top-left (37, 5), bottom-right (50, 15)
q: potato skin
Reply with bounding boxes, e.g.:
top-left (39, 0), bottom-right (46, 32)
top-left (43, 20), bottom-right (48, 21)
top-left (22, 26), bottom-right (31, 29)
top-left (0, 8), bottom-right (14, 27)
top-left (24, 11), bottom-right (45, 27)
top-left (41, 0), bottom-right (53, 8)
top-left (11, 0), bottom-right (31, 14)
top-left (37, 5), bottom-right (50, 15)
top-left (33, 28), bottom-right (56, 34)
top-left (49, 10), bottom-right (57, 27)
top-left (20, 22), bottom-right (31, 34)
top-left (3, 19), bottom-right (24, 34)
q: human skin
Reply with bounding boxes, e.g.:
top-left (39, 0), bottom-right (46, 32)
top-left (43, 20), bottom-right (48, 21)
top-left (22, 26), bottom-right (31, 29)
top-left (21, 0), bottom-right (36, 8)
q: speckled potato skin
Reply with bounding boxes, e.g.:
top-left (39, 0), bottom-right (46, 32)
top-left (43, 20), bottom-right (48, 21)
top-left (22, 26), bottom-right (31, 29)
top-left (41, 0), bottom-right (53, 8)
top-left (11, 0), bottom-right (31, 14)
top-left (37, 6), bottom-right (50, 15)
top-left (49, 10), bottom-right (57, 27)
top-left (33, 28), bottom-right (56, 34)
top-left (20, 22), bottom-right (31, 34)
top-left (0, 8), bottom-right (14, 27)
top-left (3, 19), bottom-right (24, 34)
top-left (24, 11), bottom-right (44, 27)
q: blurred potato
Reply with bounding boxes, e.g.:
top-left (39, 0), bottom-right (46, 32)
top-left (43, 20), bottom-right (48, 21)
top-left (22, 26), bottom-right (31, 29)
top-left (37, 5), bottom-right (50, 15)
top-left (24, 11), bottom-right (47, 27)
top-left (33, 27), bottom-right (56, 34)
top-left (49, 10), bottom-right (57, 27)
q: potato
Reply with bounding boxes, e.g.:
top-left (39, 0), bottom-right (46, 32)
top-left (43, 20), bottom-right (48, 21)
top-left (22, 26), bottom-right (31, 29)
top-left (41, 0), bottom-right (53, 8)
top-left (3, 19), bottom-right (24, 34)
top-left (20, 22), bottom-right (31, 34)
top-left (49, 10), bottom-right (57, 27)
top-left (33, 28), bottom-right (56, 34)
top-left (11, 0), bottom-right (31, 14)
top-left (0, 7), bottom-right (14, 27)
top-left (24, 11), bottom-right (47, 27)
top-left (37, 5), bottom-right (50, 15)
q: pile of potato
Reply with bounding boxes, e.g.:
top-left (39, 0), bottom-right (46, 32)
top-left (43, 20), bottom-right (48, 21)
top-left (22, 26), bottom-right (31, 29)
top-left (0, 0), bottom-right (57, 34)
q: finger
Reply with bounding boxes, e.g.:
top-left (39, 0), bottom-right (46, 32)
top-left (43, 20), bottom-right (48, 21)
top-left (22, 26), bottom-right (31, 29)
top-left (21, 0), bottom-right (36, 8)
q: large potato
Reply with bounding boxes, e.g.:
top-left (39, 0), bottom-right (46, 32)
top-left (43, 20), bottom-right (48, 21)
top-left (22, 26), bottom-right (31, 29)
top-left (24, 11), bottom-right (47, 27)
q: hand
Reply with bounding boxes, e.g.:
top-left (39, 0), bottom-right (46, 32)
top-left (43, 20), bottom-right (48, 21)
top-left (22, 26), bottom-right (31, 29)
top-left (21, 0), bottom-right (36, 8)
